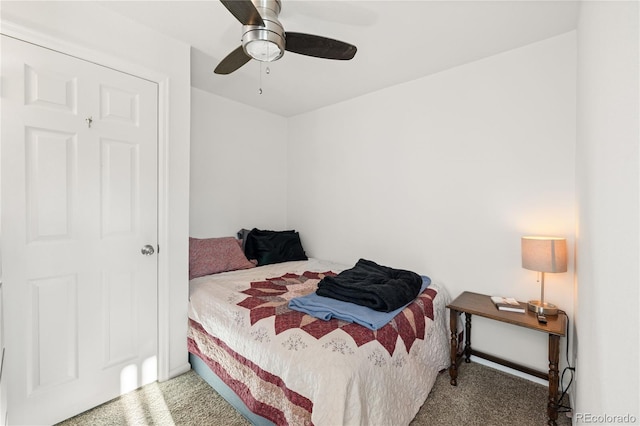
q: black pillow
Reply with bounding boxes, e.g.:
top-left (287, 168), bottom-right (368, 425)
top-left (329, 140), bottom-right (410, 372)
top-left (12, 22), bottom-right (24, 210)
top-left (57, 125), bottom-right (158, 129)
top-left (243, 228), bottom-right (308, 266)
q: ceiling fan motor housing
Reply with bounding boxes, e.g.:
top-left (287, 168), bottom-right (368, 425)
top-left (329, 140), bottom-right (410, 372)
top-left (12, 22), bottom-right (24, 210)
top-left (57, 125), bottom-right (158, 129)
top-left (242, 0), bottom-right (285, 62)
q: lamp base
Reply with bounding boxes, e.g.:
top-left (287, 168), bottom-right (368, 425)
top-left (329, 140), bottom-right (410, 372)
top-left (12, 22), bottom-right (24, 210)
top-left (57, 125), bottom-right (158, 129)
top-left (527, 300), bottom-right (559, 316)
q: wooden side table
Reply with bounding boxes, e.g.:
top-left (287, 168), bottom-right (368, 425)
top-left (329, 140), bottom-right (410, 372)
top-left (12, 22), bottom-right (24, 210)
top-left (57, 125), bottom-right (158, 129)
top-left (447, 291), bottom-right (567, 426)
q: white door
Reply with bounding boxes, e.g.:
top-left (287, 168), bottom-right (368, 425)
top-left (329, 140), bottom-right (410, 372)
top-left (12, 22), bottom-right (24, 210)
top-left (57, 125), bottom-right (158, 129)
top-left (1, 35), bottom-right (159, 425)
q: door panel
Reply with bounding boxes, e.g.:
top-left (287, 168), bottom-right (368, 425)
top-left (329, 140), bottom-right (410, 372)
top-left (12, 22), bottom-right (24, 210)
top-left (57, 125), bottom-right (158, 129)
top-left (25, 127), bottom-right (77, 242)
top-left (2, 35), bottom-right (159, 425)
top-left (28, 274), bottom-right (78, 394)
top-left (24, 63), bottom-right (78, 112)
top-left (101, 138), bottom-right (139, 236)
top-left (100, 84), bottom-right (139, 125)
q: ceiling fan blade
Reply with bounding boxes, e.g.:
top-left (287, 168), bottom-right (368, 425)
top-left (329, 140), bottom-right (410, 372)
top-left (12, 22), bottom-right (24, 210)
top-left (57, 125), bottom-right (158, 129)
top-left (285, 32), bottom-right (357, 60)
top-left (220, 0), bottom-right (264, 26)
top-left (214, 46), bottom-right (252, 75)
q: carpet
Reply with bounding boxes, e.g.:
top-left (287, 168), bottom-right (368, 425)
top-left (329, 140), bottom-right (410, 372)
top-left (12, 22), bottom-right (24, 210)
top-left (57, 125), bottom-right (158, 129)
top-left (57, 361), bottom-right (572, 425)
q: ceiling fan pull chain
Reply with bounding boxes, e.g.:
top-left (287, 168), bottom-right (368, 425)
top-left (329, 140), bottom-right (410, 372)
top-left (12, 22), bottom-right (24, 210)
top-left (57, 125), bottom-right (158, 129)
top-left (258, 61), bottom-right (263, 94)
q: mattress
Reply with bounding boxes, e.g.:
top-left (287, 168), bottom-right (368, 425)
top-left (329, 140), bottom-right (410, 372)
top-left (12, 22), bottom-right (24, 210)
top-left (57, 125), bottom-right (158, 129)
top-left (188, 258), bottom-right (451, 425)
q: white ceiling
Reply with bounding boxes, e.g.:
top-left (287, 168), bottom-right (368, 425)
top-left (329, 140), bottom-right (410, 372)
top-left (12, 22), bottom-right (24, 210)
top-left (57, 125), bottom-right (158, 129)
top-left (99, 0), bottom-right (579, 117)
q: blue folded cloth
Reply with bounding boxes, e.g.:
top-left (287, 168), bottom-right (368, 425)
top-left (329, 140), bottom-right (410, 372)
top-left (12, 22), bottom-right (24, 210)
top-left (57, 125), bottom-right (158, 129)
top-left (288, 276), bottom-right (431, 330)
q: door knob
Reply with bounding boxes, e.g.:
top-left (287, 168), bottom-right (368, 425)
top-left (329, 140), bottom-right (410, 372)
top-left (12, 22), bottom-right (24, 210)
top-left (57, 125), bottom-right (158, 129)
top-left (141, 245), bottom-right (155, 256)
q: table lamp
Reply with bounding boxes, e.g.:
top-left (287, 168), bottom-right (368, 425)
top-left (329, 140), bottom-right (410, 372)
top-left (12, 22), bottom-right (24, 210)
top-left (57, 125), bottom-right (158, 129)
top-left (521, 236), bottom-right (567, 316)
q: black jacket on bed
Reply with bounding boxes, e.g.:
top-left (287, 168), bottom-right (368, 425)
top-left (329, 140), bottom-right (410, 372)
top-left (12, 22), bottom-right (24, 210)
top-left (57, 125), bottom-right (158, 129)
top-left (316, 258), bottom-right (423, 312)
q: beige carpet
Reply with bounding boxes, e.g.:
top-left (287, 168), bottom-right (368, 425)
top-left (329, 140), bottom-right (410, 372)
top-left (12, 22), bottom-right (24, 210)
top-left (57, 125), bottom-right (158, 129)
top-left (57, 361), bottom-right (572, 426)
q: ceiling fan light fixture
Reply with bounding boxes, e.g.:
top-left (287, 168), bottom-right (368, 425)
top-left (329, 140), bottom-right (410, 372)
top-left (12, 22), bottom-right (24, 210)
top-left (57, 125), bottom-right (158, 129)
top-left (245, 38), bottom-right (282, 62)
top-left (241, 0), bottom-right (284, 62)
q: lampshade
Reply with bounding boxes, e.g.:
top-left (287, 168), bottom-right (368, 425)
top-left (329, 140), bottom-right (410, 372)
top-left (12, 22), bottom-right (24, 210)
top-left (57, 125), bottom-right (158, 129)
top-left (521, 237), bottom-right (567, 273)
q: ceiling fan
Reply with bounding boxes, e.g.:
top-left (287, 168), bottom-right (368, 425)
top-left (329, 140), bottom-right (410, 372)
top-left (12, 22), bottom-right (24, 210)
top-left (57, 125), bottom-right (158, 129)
top-left (214, 0), bottom-right (358, 74)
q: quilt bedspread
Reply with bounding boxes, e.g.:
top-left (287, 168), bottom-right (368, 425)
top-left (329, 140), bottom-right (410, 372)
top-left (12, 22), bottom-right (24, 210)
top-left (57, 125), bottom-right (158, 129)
top-left (188, 259), bottom-right (451, 426)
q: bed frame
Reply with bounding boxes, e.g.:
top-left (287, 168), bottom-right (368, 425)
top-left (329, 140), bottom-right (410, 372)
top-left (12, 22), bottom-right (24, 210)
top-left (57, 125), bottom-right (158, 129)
top-left (189, 352), bottom-right (275, 426)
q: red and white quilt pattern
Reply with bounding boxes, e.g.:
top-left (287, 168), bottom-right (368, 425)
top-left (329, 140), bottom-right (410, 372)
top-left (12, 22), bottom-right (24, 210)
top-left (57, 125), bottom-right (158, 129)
top-left (237, 271), bottom-right (437, 356)
top-left (188, 259), bottom-right (450, 426)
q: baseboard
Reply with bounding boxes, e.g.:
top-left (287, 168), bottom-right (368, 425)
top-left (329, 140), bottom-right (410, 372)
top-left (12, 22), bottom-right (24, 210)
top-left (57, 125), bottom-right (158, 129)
top-left (470, 355), bottom-right (549, 386)
top-left (163, 362), bottom-right (191, 382)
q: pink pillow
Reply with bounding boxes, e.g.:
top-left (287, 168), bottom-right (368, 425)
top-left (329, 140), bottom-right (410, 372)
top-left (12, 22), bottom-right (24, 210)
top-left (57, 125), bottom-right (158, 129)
top-left (189, 237), bottom-right (255, 279)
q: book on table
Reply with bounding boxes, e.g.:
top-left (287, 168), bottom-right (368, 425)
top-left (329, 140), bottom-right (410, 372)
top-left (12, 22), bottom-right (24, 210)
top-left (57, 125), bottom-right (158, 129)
top-left (490, 296), bottom-right (525, 313)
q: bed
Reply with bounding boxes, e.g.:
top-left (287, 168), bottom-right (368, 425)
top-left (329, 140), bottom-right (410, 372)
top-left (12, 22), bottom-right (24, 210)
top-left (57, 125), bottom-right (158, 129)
top-left (187, 233), bottom-right (452, 426)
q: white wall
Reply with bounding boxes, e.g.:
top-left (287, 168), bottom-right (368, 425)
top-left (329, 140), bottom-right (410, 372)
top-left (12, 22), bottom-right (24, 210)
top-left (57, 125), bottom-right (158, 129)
top-left (286, 32), bottom-right (577, 373)
top-left (189, 87), bottom-right (288, 237)
top-left (575, 1), bottom-right (639, 422)
top-left (1, 1), bottom-right (192, 380)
